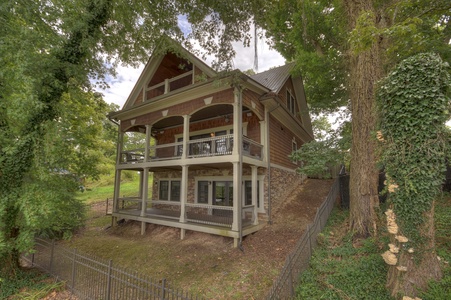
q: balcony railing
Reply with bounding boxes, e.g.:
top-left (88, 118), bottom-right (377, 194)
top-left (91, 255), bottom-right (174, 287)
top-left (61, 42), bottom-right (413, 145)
top-left (114, 199), bottom-right (257, 228)
top-left (146, 71), bottom-right (193, 101)
top-left (120, 149), bottom-right (145, 164)
top-left (119, 135), bottom-right (263, 164)
top-left (187, 134), bottom-right (233, 158)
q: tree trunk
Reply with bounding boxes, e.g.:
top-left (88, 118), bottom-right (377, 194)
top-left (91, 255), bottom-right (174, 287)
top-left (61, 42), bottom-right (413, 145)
top-left (345, 0), bottom-right (381, 237)
top-left (0, 0), bottom-right (111, 277)
top-left (387, 202), bottom-right (442, 298)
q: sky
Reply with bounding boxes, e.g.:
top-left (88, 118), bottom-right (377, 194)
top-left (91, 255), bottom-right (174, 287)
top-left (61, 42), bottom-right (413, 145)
top-left (99, 27), bottom-right (286, 108)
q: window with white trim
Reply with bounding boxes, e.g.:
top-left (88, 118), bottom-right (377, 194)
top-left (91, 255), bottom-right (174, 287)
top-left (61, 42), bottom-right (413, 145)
top-left (286, 89), bottom-right (296, 115)
top-left (159, 180), bottom-right (181, 201)
top-left (195, 176), bottom-right (264, 212)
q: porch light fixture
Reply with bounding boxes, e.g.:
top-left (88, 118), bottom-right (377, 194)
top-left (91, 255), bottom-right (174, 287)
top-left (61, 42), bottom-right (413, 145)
top-left (246, 112), bottom-right (252, 117)
top-left (159, 130), bottom-right (164, 134)
top-left (224, 115), bottom-right (229, 123)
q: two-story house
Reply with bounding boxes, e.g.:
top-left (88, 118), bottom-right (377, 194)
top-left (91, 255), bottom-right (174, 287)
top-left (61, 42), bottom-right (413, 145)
top-left (108, 42), bottom-right (314, 247)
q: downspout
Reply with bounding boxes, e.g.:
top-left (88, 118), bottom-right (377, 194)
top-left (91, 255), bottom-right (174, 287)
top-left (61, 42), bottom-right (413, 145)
top-left (266, 103), bottom-right (280, 225)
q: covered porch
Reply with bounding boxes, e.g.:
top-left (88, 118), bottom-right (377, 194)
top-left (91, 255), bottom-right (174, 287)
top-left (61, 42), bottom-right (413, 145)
top-left (112, 162), bottom-right (265, 247)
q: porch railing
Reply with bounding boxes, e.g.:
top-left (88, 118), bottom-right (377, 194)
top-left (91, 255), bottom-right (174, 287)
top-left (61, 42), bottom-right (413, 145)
top-left (146, 71), bottom-right (193, 101)
top-left (149, 142), bottom-right (183, 161)
top-left (120, 149), bottom-right (145, 164)
top-left (119, 135), bottom-right (263, 164)
top-left (185, 203), bottom-right (234, 227)
top-left (187, 134), bottom-right (233, 158)
top-left (243, 136), bottom-right (263, 160)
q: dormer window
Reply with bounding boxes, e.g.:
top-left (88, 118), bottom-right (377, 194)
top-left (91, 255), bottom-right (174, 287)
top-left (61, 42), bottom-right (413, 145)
top-left (286, 89), bottom-right (296, 115)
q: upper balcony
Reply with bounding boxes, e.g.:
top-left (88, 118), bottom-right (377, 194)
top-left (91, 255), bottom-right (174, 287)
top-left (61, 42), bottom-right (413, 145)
top-left (119, 134), bottom-right (263, 166)
top-left (146, 70), bottom-right (193, 101)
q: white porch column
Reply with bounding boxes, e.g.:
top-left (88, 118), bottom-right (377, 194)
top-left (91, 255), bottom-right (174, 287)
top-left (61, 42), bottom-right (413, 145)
top-left (180, 165), bottom-right (189, 223)
top-left (145, 125), bottom-right (152, 162)
top-left (180, 165), bottom-right (189, 240)
top-left (232, 86), bottom-right (243, 247)
top-left (138, 171), bottom-right (143, 198)
top-left (232, 162), bottom-right (242, 244)
top-left (116, 130), bottom-right (124, 164)
top-left (182, 115), bottom-right (191, 159)
top-left (140, 168), bottom-right (149, 235)
top-left (259, 120), bottom-right (267, 162)
top-left (251, 166), bottom-right (259, 225)
top-left (112, 169), bottom-right (121, 226)
top-left (232, 87), bottom-right (243, 156)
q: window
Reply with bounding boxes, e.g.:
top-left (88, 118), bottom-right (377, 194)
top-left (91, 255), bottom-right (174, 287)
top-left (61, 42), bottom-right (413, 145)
top-left (159, 180), bottom-right (180, 201)
top-left (244, 181), bottom-right (260, 207)
top-left (195, 177), bottom-right (264, 212)
top-left (198, 181), bottom-right (209, 204)
top-left (159, 181), bottom-right (169, 200)
top-left (170, 181), bottom-right (181, 201)
top-left (213, 181), bottom-right (233, 206)
top-left (286, 89), bottom-right (296, 115)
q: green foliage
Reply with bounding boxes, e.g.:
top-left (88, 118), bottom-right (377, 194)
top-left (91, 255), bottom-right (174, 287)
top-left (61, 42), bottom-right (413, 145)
top-left (290, 140), bottom-right (343, 178)
top-left (420, 193), bottom-right (451, 299)
top-left (377, 53), bottom-right (451, 243)
top-left (0, 269), bottom-right (51, 299)
top-left (296, 209), bottom-right (391, 300)
top-left (291, 115), bottom-right (349, 178)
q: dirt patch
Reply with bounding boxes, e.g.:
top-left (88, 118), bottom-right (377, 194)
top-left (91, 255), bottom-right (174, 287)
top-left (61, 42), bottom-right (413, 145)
top-left (60, 178), bottom-right (334, 299)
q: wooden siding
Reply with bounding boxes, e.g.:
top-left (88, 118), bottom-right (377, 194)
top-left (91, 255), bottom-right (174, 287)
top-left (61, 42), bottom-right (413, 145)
top-left (120, 89), bottom-right (235, 131)
top-left (269, 115), bottom-right (301, 170)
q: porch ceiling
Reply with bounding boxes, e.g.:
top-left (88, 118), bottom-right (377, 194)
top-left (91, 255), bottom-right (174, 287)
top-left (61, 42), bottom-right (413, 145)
top-left (153, 104), bottom-right (234, 130)
top-left (147, 162), bottom-right (232, 172)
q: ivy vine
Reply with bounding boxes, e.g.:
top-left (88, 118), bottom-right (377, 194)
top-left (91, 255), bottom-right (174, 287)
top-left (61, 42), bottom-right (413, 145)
top-left (377, 53), bottom-right (450, 243)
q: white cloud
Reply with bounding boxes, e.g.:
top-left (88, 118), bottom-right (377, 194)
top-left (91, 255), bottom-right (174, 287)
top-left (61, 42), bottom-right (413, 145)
top-left (98, 33), bottom-right (285, 108)
top-left (99, 64), bottom-right (144, 107)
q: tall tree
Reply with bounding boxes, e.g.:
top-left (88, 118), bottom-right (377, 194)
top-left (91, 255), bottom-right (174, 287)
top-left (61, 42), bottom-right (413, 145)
top-left (378, 53), bottom-right (449, 298)
top-left (250, 0), bottom-right (450, 296)
top-left (253, 0), bottom-right (451, 237)
top-left (0, 0), bottom-right (261, 276)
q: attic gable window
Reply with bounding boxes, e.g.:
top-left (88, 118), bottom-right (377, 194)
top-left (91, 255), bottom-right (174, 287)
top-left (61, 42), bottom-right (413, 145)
top-left (286, 89), bottom-right (296, 115)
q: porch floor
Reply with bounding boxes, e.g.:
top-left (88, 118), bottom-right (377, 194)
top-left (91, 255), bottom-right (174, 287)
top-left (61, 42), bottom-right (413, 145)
top-left (112, 207), bottom-right (261, 239)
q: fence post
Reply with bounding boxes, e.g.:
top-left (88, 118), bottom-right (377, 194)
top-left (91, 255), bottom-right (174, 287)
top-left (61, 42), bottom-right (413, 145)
top-left (307, 224), bottom-right (312, 257)
top-left (106, 198), bottom-right (109, 215)
top-left (288, 254), bottom-right (294, 297)
top-left (31, 252), bottom-right (35, 267)
top-left (71, 248), bottom-right (77, 293)
top-left (106, 259), bottom-right (113, 300)
top-left (160, 278), bottom-right (166, 300)
top-left (49, 240), bottom-right (55, 274)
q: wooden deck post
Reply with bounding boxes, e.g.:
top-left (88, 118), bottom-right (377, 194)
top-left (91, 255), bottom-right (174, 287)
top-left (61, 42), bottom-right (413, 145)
top-left (182, 115), bottom-right (190, 159)
top-left (112, 169), bottom-right (121, 226)
top-left (232, 86), bottom-right (243, 247)
top-left (179, 165), bottom-right (188, 225)
top-left (251, 165), bottom-right (259, 225)
top-left (145, 125), bottom-right (151, 162)
top-left (140, 168), bottom-right (149, 235)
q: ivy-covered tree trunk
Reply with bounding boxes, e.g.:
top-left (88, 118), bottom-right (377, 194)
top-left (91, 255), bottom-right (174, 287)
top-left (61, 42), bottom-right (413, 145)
top-left (378, 53), bottom-right (448, 298)
top-left (0, 1), bottom-right (110, 276)
top-left (345, 0), bottom-right (381, 237)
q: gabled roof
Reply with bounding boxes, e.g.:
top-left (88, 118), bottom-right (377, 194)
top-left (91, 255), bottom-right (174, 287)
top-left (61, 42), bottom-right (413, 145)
top-left (250, 63), bottom-right (293, 93)
top-left (122, 40), bottom-right (217, 109)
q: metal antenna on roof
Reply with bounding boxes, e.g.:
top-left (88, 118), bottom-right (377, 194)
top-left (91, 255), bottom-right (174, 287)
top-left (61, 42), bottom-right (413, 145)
top-left (253, 23), bottom-right (258, 73)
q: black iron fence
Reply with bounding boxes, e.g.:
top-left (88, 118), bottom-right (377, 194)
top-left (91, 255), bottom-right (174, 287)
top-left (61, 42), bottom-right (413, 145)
top-left (265, 179), bottom-right (340, 299)
top-left (22, 238), bottom-right (202, 300)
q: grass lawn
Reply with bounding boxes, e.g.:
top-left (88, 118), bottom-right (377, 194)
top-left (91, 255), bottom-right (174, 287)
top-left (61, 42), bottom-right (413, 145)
top-left (7, 182), bottom-right (449, 299)
top-left (76, 176), bottom-right (150, 205)
top-left (295, 193), bottom-right (451, 300)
